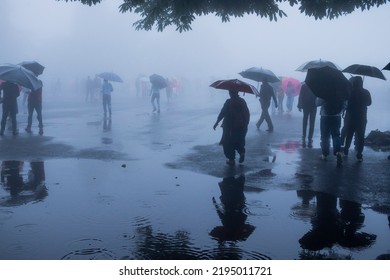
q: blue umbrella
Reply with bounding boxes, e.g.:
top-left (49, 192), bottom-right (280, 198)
top-left (0, 63), bottom-right (42, 90)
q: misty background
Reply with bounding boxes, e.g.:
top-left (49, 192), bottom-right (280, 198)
top-left (1, 0), bottom-right (389, 129)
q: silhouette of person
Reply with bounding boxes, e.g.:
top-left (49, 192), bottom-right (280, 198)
top-left (342, 76), bottom-right (372, 161)
top-left (0, 81), bottom-right (20, 136)
top-left (297, 83), bottom-right (317, 147)
top-left (25, 80), bottom-right (44, 135)
top-left (209, 175), bottom-right (255, 242)
top-left (316, 97), bottom-right (347, 166)
top-left (150, 83), bottom-right (161, 113)
top-left (213, 90), bottom-right (250, 165)
top-left (256, 81), bottom-right (277, 132)
top-left (101, 79), bottom-right (113, 117)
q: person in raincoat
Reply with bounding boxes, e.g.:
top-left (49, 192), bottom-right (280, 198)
top-left (25, 81), bottom-right (44, 135)
top-left (0, 81), bottom-right (20, 136)
top-left (213, 90), bottom-right (250, 165)
top-left (101, 79), bottom-right (113, 117)
top-left (342, 76), bottom-right (371, 161)
top-left (297, 82), bottom-right (317, 147)
top-left (256, 81), bottom-right (277, 132)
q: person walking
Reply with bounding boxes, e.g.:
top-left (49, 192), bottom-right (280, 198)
top-left (297, 82), bottom-right (317, 147)
top-left (213, 90), bottom-right (250, 165)
top-left (342, 76), bottom-right (371, 162)
top-left (25, 81), bottom-right (44, 135)
top-left (316, 97), bottom-right (347, 166)
top-left (285, 81), bottom-right (296, 113)
top-left (0, 81), bottom-right (20, 136)
top-left (101, 79), bottom-right (113, 117)
top-left (256, 81), bottom-right (277, 132)
top-left (150, 83), bottom-right (161, 113)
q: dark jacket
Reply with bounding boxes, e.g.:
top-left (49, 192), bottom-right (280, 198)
top-left (346, 76), bottom-right (371, 120)
top-left (259, 82), bottom-right (277, 109)
top-left (298, 83), bottom-right (316, 111)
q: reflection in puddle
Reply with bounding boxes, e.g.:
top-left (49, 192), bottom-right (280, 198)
top-left (0, 159), bottom-right (389, 260)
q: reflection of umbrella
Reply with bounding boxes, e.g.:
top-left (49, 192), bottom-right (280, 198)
top-left (239, 67), bottom-right (280, 83)
top-left (296, 59), bottom-right (341, 72)
top-left (149, 74), bottom-right (167, 89)
top-left (18, 61), bottom-right (45, 76)
top-left (383, 62), bottom-right (390, 71)
top-left (97, 72), bottom-right (123, 82)
top-left (210, 79), bottom-right (259, 95)
top-left (0, 63), bottom-right (43, 90)
top-left (305, 66), bottom-right (350, 102)
top-left (342, 64), bottom-right (386, 80)
top-left (281, 77), bottom-right (301, 96)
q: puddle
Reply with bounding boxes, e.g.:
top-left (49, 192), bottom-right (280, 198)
top-left (1, 158), bottom-right (389, 260)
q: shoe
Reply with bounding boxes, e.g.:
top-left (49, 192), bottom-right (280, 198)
top-left (356, 154), bottom-right (363, 162)
top-left (25, 128), bottom-right (32, 133)
top-left (13, 131), bottom-right (19, 136)
top-left (266, 128), bottom-right (273, 132)
top-left (320, 154), bottom-right (327, 161)
top-left (226, 159), bottom-right (235, 166)
top-left (308, 139), bottom-right (313, 148)
top-left (39, 129), bottom-right (44, 135)
top-left (239, 153), bottom-right (245, 163)
top-left (336, 152), bottom-right (343, 166)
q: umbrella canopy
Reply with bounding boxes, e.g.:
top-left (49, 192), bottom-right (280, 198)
top-left (97, 72), bottom-right (123, 83)
top-left (149, 74), bottom-right (167, 89)
top-left (18, 61), bottom-right (45, 76)
top-left (0, 63), bottom-right (42, 91)
top-left (210, 79), bottom-right (259, 95)
top-left (296, 59), bottom-right (341, 72)
top-left (342, 64), bottom-right (386, 80)
top-left (239, 67), bottom-right (280, 83)
top-left (281, 77), bottom-right (301, 96)
top-left (383, 62), bottom-right (390, 71)
top-left (305, 66), bottom-right (351, 102)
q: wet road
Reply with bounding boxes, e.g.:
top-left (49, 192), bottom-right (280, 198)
top-left (0, 91), bottom-right (389, 259)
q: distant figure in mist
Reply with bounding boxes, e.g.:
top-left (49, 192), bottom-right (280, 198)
top-left (213, 90), bottom-right (250, 165)
top-left (101, 79), bottom-right (113, 117)
top-left (0, 81), bottom-right (20, 136)
top-left (297, 82), bottom-right (317, 148)
top-left (25, 80), bottom-right (44, 135)
top-left (341, 76), bottom-right (371, 162)
top-left (256, 80), bottom-right (277, 132)
top-left (285, 81), bottom-right (296, 113)
top-left (150, 84), bottom-right (160, 113)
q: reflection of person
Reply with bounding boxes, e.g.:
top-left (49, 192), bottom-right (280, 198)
top-left (316, 97), bottom-right (347, 166)
top-left (0, 81), bottom-right (20, 136)
top-left (25, 81), bottom-right (44, 135)
top-left (209, 175), bottom-right (255, 241)
top-left (150, 84), bottom-right (160, 113)
top-left (297, 83), bottom-right (317, 148)
top-left (213, 90), bottom-right (250, 165)
top-left (256, 81), bottom-right (277, 132)
top-left (342, 76), bottom-right (371, 162)
top-left (101, 79), bottom-right (113, 117)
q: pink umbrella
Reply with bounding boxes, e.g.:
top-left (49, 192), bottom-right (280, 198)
top-left (281, 77), bottom-right (301, 96)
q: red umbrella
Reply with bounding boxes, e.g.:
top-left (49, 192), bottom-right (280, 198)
top-left (210, 79), bottom-right (259, 96)
top-left (281, 77), bottom-right (301, 96)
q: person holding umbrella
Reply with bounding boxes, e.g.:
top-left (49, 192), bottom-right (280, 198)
top-left (0, 81), bottom-right (20, 136)
top-left (25, 80), bottom-right (44, 135)
top-left (213, 90), bottom-right (250, 165)
top-left (297, 82), bottom-right (317, 148)
top-left (256, 80), bottom-right (278, 132)
top-left (101, 79), bottom-right (113, 117)
top-left (342, 76), bottom-right (372, 162)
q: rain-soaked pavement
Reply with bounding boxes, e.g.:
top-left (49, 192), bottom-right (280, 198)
top-left (0, 90), bottom-right (389, 260)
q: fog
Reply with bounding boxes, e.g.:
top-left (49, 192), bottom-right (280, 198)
top-left (1, 0), bottom-right (389, 99)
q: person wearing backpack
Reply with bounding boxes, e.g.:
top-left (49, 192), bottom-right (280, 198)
top-left (316, 96), bottom-right (347, 166)
top-left (213, 90), bottom-right (250, 165)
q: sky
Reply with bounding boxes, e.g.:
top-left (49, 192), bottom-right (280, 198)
top-left (1, 0), bottom-right (389, 92)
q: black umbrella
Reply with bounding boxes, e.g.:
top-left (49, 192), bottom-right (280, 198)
top-left (305, 66), bottom-right (351, 102)
top-left (383, 62), bottom-right (390, 71)
top-left (210, 79), bottom-right (259, 95)
top-left (239, 67), bottom-right (280, 83)
top-left (149, 74), bottom-right (167, 89)
top-left (296, 59), bottom-right (341, 72)
top-left (343, 64), bottom-right (386, 80)
top-left (0, 63), bottom-right (43, 90)
top-left (18, 61), bottom-right (45, 76)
